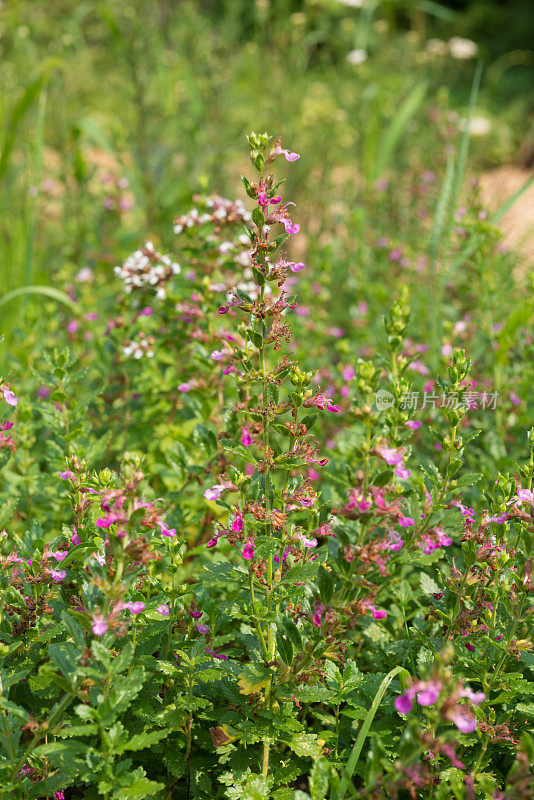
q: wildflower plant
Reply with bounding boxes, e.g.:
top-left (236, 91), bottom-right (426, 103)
top-left (0, 133), bottom-right (533, 800)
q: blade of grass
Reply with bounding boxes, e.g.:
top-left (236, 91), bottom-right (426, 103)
top-left (371, 81), bottom-right (428, 182)
top-left (24, 86), bottom-right (47, 287)
top-left (492, 173), bottom-right (534, 224)
top-left (335, 666), bottom-right (411, 800)
top-left (0, 286), bottom-right (79, 312)
top-left (429, 62), bottom-right (483, 362)
top-left (0, 77), bottom-right (44, 183)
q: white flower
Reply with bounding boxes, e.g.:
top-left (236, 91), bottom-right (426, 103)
top-left (336, 0), bottom-right (364, 7)
top-left (449, 37), bottom-right (477, 59)
top-left (346, 49), bottom-right (368, 65)
top-left (460, 115), bottom-right (491, 137)
top-left (76, 267), bottom-right (94, 283)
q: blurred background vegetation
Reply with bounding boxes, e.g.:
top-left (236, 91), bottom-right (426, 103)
top-left (0, 0), bottom-right (532, 309)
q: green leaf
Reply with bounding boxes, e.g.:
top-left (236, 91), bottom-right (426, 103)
top-left (115, 778), bottom-right (165, 800)
top-left (220, 439), bottom-right (258, 465)
top-left (420, 573), bottom-right (440, 595)
top-left (454, 472), bottom-right (483, 488)
top-left (252, 208), bottom-right (265, 228)
top-left (335, 666), bottom-right (411, 800)
top-left (309, 757), bottom-right (332, 800)
top-left (116, 728), bottom-right (172, 753)
top-left (285, 732), bottom-right (325, 758)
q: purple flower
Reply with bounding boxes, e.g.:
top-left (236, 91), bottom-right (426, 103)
top-left (51, 550), bottom-right (68, 561)
top-left (451, 711), bottom-right (476, 733)
top-left (205, 647), bottom-right (228, 660)
top-left (242, 538), bottom-right (255, 560)
top-left (231, 514), bottom-right (244, 533)
top-left (91, 615), bottom-right (108, 636)
top-left (3, 389), bottom-right (19, 406)
top-left (196, 623), bottom-right (210, 634)
top-left (241, 427), bottom-right (253, 447)
top-left (158, 521), bottom-right (176, 538)
top-left (416, 682), bottom-right (441, 706)
top-left (405, 420), bottom-right (422, 430)
top-left (47, 569), bottom-right (66, 582)
top-left (462, 688), bottom-right (486, 705)
top-left (395, 689), bottom-right (415, 714)
top-left (488, 512), bottom-right (507, 524)
top-left (127, 601), bottom-right (145, 614)
top-left (204, 484), bottom-right (225, 501)
top-left (398, 515), bottom-right (415, 528)
top-left (157, 603), bottom-right (169, 616)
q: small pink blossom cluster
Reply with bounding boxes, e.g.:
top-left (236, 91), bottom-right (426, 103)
top-left (395, 676), bottom-right (485, 734)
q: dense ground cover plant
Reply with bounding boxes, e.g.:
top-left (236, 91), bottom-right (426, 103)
top-left (0, 131), bottom-right (533, 800)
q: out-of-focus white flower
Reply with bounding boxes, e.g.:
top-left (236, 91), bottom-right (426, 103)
top-left (76, 267), bottom-right (94, 283)
top-left (425, 38), bottom-right (448, 57)
top-left (336, 0), bottom-right (365, 7)
top-left (449, 37), bottom-right (478, 59)
top-left (346, 49), bottom-right (368, 65)
top-left (459, 116), bottom-right (491, 137)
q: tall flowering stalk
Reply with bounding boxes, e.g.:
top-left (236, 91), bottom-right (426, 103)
top-left (206, 133), bottom-right (334, 780)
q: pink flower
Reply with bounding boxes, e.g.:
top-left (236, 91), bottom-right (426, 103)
top-left (299, 534), bottom-right (317, 548)
top-left (341, 366), bottom-right (355, 381)
top-left (272, 142), bottom-right (300, 161)
top-left (51, 550), bottom-right (68, 561)
top-left (395, 689), bottom-right (415, 714)
top-left (283, 220), bottom-right (300, 235)
top-left (127, 601), bottom-right (145, 614)
top-left (96, 513), bottom-right (122, 528)
top-left (71, 530), bottom-right (81, 546)
top-left (451, 711), bottom-right (476, 733)
top-left (158, 521), bottom-right (176, 538)
top-left (47, 569), bottom-right (66, 582)
top-left (384, 531), bottom-right (404, 551)
top-left (395, 464), bottom-right (410, 479)
top-left (157, 603), bottom-right (169, 616)
top-left (204, 484), bottom-right (225, 501)
top-left (416, 682), bottom-right (441, 706)
top-left (91, 615), bottom-right (108, 636)
top-left (290, 261), bottom-right (305, 272)
top-left (55, 792), bottom-right (65, 800)
top-left (231, 514), bottom-right (244, 533)
top-left (405, 420), bottom-right (422, 430)
top-left (66, 320), bottom-right (79, 334)
top-left (488, 512), bottom-right (507, 524)
top-left (241, 427), bottom-right (253, 446)
top-left (398, 515), bottom-right (415, 528)
top-left (3, 389), bottom-right (18, 406)
top-left (462, 688), bottom-right (486, 704)
top-left (369, 605), bottom-right (387, 619)
top-left (210, 349), bottom-right (226, 361)
top-left (376, 446), bottom-right (404, 466)
top-left (59, 470), bottom-right (76, 481)
top-left (242, 538), bottom-right (255, 560)
top-left (509, 392), bottom-right (521, 406)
